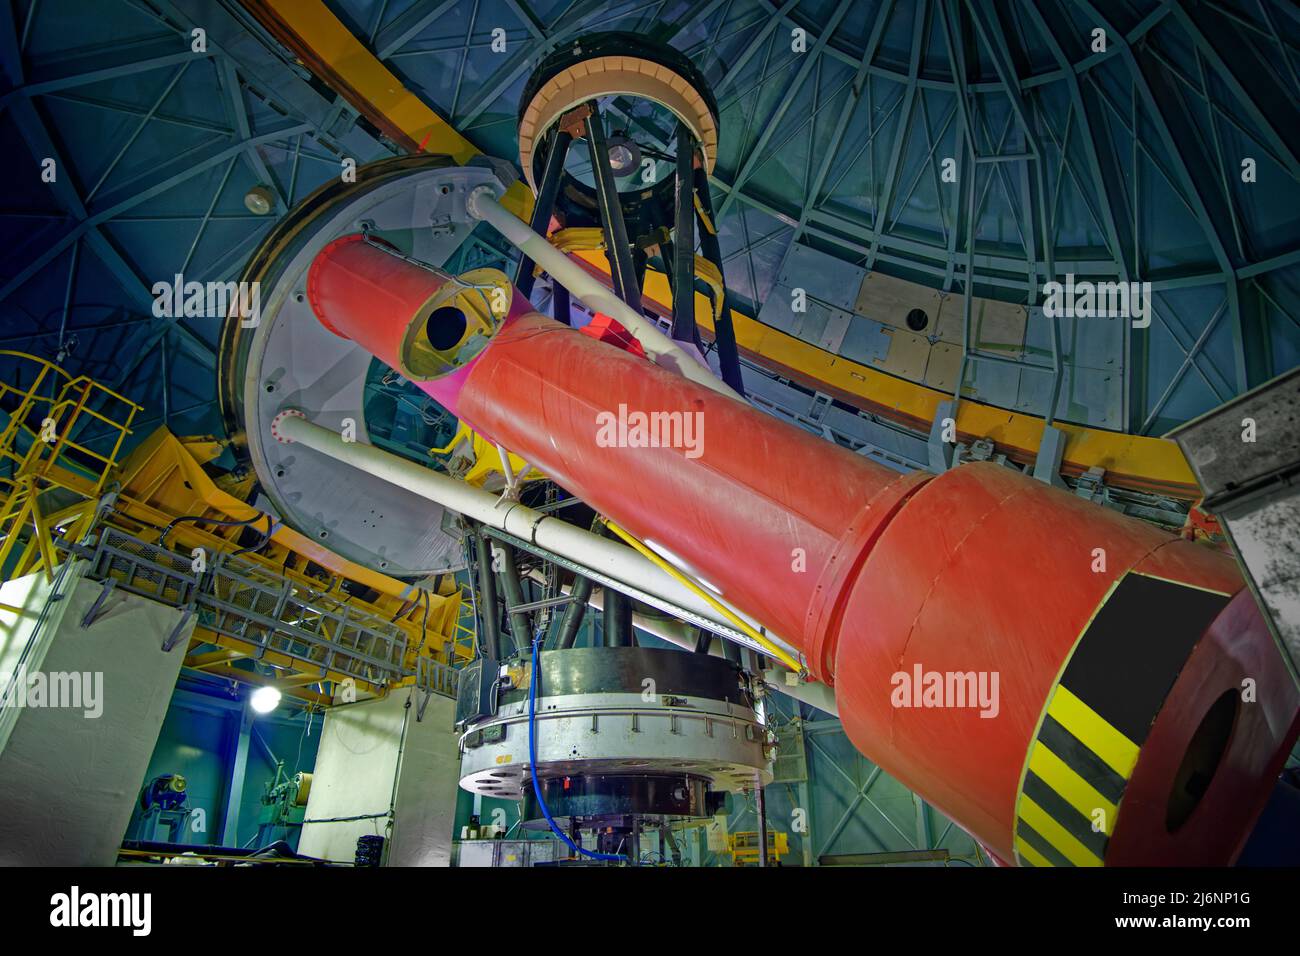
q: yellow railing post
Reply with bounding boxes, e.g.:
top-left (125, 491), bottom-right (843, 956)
top-left (0, 352), bottom-right (142, 584)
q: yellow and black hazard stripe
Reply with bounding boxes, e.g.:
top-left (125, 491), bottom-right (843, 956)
top-left (1013, 571), bottom-right (1230, 867)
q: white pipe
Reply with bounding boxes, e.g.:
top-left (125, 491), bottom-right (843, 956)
top-left (275, 413), bottom-right (798, 662)
top-left (763, 668), bottom-right (839, 716)
top-left (466, 186), bottom-right (742, 402)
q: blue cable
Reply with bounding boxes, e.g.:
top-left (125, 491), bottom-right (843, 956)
top-left (528, 634), bottom-right (625, 863)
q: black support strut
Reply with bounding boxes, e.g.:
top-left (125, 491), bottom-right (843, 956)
top-left (473, 527), bottom-right (504, 661)
top-left (585, 103), bottom-right (642, 306)
top-left (692, 158), bottom-right (745, 395)
top-left (552, 280), bottom-right (571, 325)
top-left (516, 128), bottom-right (572, 298)
top-left (670, 122), bottom-right (698, 347)
top-left (604, 589), bottom-right (635, 647)
top-left (494, 541), bottom-right (532, 653)
top-left (555, 574), bottom-right (593, 649)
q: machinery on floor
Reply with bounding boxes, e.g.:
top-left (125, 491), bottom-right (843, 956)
top-left (457, 646), bottom-right (767, 862)
top-left (256, 768), bottom-right (312, 847)
top-left (133, 773), bottom-right (193, 844)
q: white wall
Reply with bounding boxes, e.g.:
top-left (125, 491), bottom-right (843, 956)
top-left (389, 693), bottom-right (459, 866)
top-left (298, 690), bottom-right (460, 866)
top-left (0, 562), bottom-right (190, 865)
top-left (296, 692), bottom-right (403, 862)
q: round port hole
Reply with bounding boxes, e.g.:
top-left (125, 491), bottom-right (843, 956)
top-left (1166, 689), bottom-right (1238, 832)
top-left (424, 306), bottom-right (468, 350)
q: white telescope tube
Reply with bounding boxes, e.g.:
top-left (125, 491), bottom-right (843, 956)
top-left (273, 412), bottom-right (799, 662)
top-left (466, 186), bottom-right (742, 402)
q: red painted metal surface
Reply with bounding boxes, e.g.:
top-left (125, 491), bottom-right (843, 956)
top-left (457, 310), bottom-right (928, 650)
top-left (307, 235), bottom-right (436, 359)
top-left (306, 234), bottom-right (531, 412)
top-left (302, 236), bottom-right (1298, 864)
top-left (581, 313), bottom-right (647, 358)
top-left (831, 462), bottom-right (1253, 863)
top-left (1106, 589), bottom-right (1300, 865)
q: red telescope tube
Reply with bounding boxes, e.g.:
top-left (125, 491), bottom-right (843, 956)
top-left (305, 235), bottom-right (1299, 866)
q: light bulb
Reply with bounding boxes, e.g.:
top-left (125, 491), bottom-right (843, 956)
top-left (251, 686), bottom-right (282, 714)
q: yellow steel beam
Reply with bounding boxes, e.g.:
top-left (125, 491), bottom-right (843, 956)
top-left (184, 648), bottom-right (248, 671)
top-left (240, 0), bottom-right (532, 220)
top-left (187, 629), bottom-right (389, 698)
top-left (117, 427), bottom-right (431, 601)
top-left (0, 485), bottom-right (34, 577)
top-left (573, 250), bottom-right (1199, 497)
top-left (185, 646), bottom-right (323, 689)
top-left (191, 659), bottom-right (334, 708)
top-left (26, 493), bottom-right (57, 582)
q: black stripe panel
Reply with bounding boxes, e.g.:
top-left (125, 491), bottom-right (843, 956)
top-left (1017, 821), bottom-right (1074, 869)
top-left (1060, 574), bottom-right (1228, 744)
top-left (1038, 714), bottom-right (1128, 803)
top-left (1023, 770), bottom-right (1109, 859)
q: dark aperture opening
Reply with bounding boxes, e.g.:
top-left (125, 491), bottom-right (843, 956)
top-left (905, 308), bottom-right (929, 332)
top-left (424, 305), bottom-right (468, 350)
top-left (1166, 689), bottom-right (1238, 832)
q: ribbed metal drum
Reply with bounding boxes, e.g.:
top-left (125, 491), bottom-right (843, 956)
top-left (457, 646), bottom-right (772, 824)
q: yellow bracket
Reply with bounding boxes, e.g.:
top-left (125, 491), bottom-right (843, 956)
top-left (429, 421), bottom-right (541, 489)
